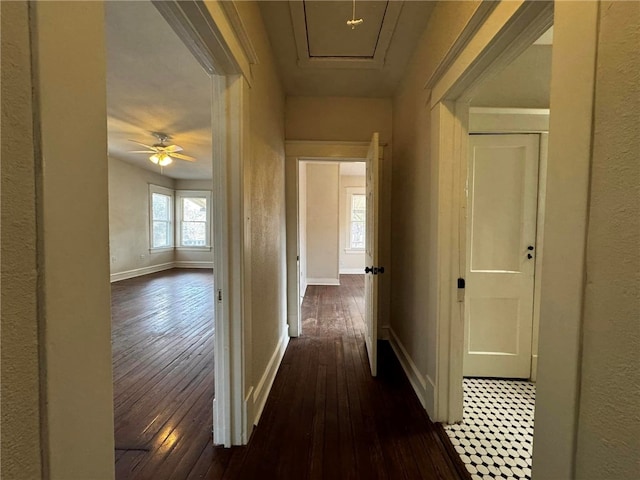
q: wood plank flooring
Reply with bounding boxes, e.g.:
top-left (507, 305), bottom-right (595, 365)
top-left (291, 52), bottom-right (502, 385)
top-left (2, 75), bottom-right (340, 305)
top-left (112, 271), bottom-right (466, 479)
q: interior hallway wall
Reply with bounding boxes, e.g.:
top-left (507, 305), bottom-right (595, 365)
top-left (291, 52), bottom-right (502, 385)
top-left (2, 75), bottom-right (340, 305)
top-left (339, 174), bottom-right (366, 274)
top-left (285, 96), bottom-right (393, 331)
top-left (298, 162), bottom-right (308, 298)
top-left (391, 0), bottom-right (482, 412)
top-left (574, 2), bottom-right (639, 477)
top-left (305, 163), bottom-right (340, 283)
top-left (233, 1), bottom-right (288, 406)
top-left (0, 2), bottom-right (43, 477)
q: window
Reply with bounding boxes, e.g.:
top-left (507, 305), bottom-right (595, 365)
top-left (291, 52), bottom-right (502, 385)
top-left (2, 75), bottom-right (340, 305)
top-left (149, 185), bottom-right (174, 249)
top-left (349, 193), bottom-right (366, 250)
top-left (176, 190), bottom-right (212, 249)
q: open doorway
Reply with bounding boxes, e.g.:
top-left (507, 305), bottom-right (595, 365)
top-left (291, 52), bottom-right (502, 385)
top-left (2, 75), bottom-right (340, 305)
top-left (443, 26), bottom-right (553, 480)
top-left (105, 2), bottom-right (216, 475)
top-left (287, 137), bottom-right (382, 376)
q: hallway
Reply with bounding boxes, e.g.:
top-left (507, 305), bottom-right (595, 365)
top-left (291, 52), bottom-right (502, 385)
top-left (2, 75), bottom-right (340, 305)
top-left (193, 275), bottom-right (467, 479)
top-left (113, 271), bottom-right (466, 478)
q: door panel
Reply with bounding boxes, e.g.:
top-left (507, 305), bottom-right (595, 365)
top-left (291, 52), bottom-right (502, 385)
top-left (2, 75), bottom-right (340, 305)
top-left (464, 134), bottom-right (539, 378)
top-left (364, 133), bottom-right (379, 376)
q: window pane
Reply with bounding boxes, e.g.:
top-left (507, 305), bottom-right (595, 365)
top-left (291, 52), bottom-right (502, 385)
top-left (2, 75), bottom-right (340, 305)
top-left (182, 221), bottom-right (206, 246)
top-left (352, 210), bottom-right (365, 222)
top-left (351, 194), bottom-right (366, 211)
top-left (152, 193), bottom-right (170, 221)
top-left (351, 221), bottom-right (365, 249)
top-left (183, 197), bottom-right (207, 222)
top-left (153, 221), bottom-right (170, 247)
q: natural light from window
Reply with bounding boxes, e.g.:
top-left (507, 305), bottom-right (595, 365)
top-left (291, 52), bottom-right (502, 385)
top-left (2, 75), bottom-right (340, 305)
top-left (151, 192), bottom-right (172, 249)
top-left (350, 193), bottom-right (366, 250)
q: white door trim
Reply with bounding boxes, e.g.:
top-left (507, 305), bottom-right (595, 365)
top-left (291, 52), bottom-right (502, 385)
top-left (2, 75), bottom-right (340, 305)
top-left (427, 0), bottom-right (554, 425)
top-left (157, 0), bottom-right (254, 447)
top-left (285, 141), bottom-right (383, 338)
top-left (428, 0), bottom-right (599, 477)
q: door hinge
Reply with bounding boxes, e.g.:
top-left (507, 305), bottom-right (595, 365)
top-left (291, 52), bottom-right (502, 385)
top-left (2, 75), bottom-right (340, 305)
top-left (217, 289), bottom-right (223, 302)
top-left (457, 278), bottom-right (465, 302)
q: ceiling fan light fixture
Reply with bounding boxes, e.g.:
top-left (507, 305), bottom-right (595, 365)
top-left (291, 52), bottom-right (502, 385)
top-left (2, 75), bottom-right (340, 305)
top-left (149, 153), bottom-right (161, 164)
top-left (158, 153), bottom-right (173, 167)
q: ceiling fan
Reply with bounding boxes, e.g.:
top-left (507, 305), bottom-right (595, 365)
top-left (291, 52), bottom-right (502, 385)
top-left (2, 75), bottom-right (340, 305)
top-left (129, 132), bottom-right (196, 167)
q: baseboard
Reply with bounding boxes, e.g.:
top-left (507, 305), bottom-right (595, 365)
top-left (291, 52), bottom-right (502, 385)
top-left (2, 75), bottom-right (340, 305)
top-left (389, 327), bottom-right (430, 413)
top-left (378, 324), bottom-right (390, 340)
top-left (252, 332), bottom-right (290, 426)
top-left (339, 268), bottom-right (365, 275)
top-left (110, 262), bottom-right (174, 283)
top-left (307, 277), bottom-right (340, 286)
top-left (530, 354), bottom-right (538, 382)
top-left (174, 261), bottom-right (214, 269)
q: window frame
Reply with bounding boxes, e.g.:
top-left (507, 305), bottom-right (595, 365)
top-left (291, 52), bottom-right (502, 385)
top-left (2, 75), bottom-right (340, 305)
top-left (149, 184), bottom-right (175, 252)
top-left (175, 190), bottom-right (212, 250)
top-left (344, 187), bottom-right (366, 253)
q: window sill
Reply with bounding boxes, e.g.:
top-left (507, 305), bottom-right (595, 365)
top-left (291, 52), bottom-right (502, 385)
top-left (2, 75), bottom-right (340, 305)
top-left (344, 248), bottom-right (365, 254)
top-left (176, 246), bottom-right (212, 252)
top-left (149, 247), bottom-right (174, 254)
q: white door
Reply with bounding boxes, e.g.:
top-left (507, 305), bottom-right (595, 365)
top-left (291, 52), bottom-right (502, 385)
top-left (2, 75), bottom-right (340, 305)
top-left (364, 133), bottom-right (380, 376)
top-left (464, 134), bottom-right (539, 378)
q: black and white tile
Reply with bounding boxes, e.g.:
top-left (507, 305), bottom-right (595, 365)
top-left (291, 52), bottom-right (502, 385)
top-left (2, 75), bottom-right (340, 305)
top-left (444, 378), bottom-right (536, 480)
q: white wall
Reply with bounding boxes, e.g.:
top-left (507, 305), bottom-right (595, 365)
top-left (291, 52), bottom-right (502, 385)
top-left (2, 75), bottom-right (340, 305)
top-left (108, 157), bottom-right (175, 275)
top-left (574, 2), bottom-right (639, 477)
top-left (471, 45), bottom-right (552, 108)
top-left (339, 174), bottom-right (366, 274)
top-left (298, 162), bottom-right (308, 298)
top-left (305, 163), bottom-right (340, 284)
top-left (108, 159), bottom-right (214, 278)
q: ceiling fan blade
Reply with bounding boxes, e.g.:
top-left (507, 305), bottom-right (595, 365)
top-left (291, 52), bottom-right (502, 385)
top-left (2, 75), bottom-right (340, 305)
top-left (129, 150), bottom-right (155, 154)
top-left (128, 140), bottom-right (157, 150)
top-left (163, 144), bottom-right (183, 153)
top-left (170, 152), bottom-right (196, 162)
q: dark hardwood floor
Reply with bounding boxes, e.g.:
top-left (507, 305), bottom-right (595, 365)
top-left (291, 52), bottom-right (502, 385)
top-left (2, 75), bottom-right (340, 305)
top-left (112, 271), bottom-right (465, 479)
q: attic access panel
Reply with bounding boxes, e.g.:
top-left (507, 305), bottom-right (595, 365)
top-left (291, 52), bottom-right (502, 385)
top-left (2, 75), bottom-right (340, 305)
top-left (305, 1), bottom-right (388, 58)
top-left (289, 0), bottom-right (403, 69)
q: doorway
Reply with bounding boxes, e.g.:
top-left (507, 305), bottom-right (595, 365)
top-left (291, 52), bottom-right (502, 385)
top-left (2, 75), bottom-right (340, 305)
top-left (443, 25), bottom-right (553, 480)
top-left (286, 137), bottom-right (382, 376)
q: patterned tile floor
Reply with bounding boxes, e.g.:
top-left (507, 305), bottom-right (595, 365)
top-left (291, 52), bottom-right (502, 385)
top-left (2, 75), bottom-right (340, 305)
top-left (444, 378), bottom-right (536, 480)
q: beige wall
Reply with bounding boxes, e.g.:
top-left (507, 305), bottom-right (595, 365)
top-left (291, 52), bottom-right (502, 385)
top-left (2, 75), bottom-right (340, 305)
top-left (285, 96), bottom-right (393, 329)
top-left (108, 159), bottom-right (214, 275)
top-left (575, 2), bottom-right (640, 477)
top-left (391, 1), bottom-right (481, 401)
top-left (339, 174), bottom-right (366, 273)
top-left (34, 2), bottom-right (115, 477)
top-left (298, 162), bottom-right (308, 298)
top-left (233, 2), bottom-right (288, 394)
top-left (0, 2), bottom-right (43, 478)
top-left (305, 163), bottom-right (340, 282)
top-left (471, 45), bottom-right (552, 108)
top-left (108, 157), bottom-right (175, 274)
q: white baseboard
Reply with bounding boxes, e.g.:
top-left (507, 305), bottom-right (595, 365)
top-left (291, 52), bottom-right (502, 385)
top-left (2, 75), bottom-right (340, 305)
top-left (307, 277), bottom-right (340, 286)
top-left (110, 262), bottom-right (174, 283)
top-left (252, 332), bottom-right (290, 426)
top-left (530, 354), bottom-right (538, 382)
top-left (339, 268), bottom-right (365, 275)
top-left (389, 327), bottom-right (430, 414)
top-left (174, 261), bottom-right (214, 269)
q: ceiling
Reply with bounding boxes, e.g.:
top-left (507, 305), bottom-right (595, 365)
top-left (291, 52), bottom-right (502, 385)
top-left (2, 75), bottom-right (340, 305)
top-left (105, 1), bottom-right (212, 180)
top-left (259, 1), bottom-right (435, 97)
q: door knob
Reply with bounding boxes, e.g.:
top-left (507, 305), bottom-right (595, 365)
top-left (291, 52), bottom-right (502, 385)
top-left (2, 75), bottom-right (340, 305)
top-left (527, 245), bottom-right (534, 251)
top-left (365, 266), bottom-right (373, 274)
top-left (527, 253), bottom-right (533, 259)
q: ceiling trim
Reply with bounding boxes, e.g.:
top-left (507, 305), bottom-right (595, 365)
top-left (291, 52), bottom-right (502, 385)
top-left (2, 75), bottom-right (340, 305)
top-left (220, 1), bottom-right (260, 65)
top-left (288, 1), bottom-right (403, 70)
